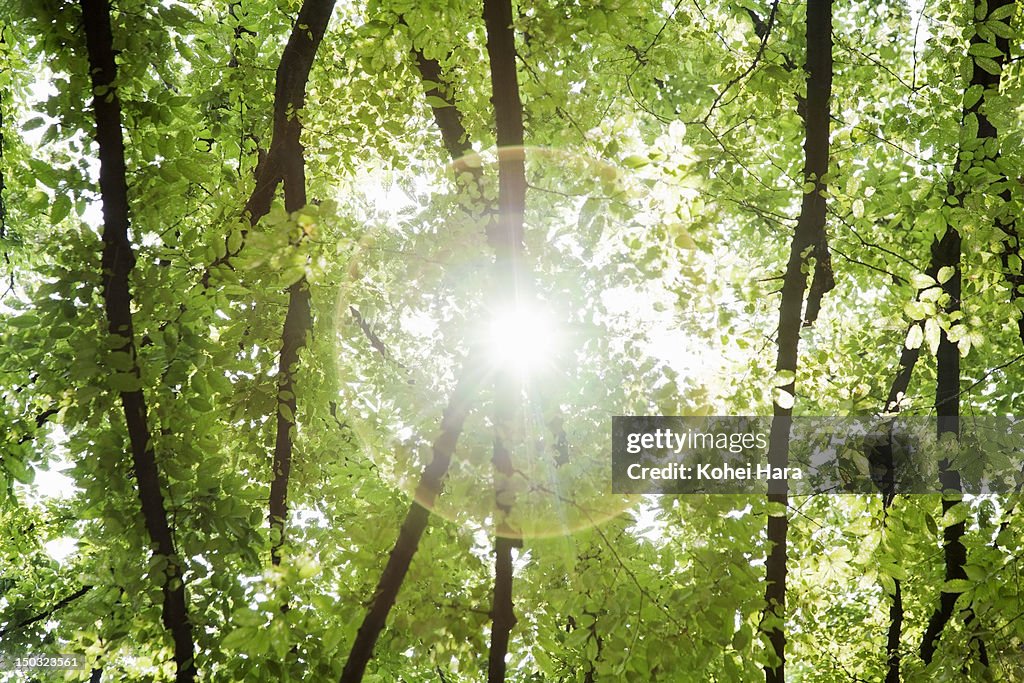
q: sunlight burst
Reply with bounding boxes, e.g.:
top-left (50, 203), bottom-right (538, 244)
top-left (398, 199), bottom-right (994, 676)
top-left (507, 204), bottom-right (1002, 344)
top-left (486, 304), bottom-right (559, 374)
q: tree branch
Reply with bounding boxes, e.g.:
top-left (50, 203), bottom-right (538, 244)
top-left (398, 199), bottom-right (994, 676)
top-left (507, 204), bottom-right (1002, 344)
top-left (0, 585), bottom-right (93, 637)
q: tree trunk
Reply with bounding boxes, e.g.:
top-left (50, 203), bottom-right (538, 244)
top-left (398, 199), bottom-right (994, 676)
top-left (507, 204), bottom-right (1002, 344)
top-left (79, 1), bottom-right (196, 679)
top-left (763, 2), bottom-right (832, 681)
top-left (339, 366), bottom-right (484, 682)
top-left (482, 0), bottom-right (528, 677)
top-left (878, 257), bottom-right (943, 682)
top-left (242, 0), bottom-right (336, 567)
top-left (918, 0), bottom-right (1012, 665)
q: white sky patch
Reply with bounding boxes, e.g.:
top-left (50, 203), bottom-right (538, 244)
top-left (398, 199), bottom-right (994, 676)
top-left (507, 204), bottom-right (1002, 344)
top-left (16, 426), bottom-right (81, 506)
top-left (43, 536), bottom-right (79, 564)
top-left (27, 462), bottom-right (78, 501)
top-left (400, 308), bottom-right (439, 339)
top-left (601, 283), bottom-right (718, 387)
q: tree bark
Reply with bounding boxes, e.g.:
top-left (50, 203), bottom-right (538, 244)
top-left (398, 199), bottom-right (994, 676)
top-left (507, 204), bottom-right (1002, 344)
top-left (241, 0), bottom-right (336, 567)
top-left (885, 578), bottom-right (903, 683)
top-left (78, 1), bottom-right (196, 679)
top-left (482, 0), bottom-right (527, 677)
top-left (877, 256), bottom-right (943, 682)
top-left (918, 222), bottom-right (969, 666)
top-left (763, 3), bottom-right (832, 682)
top-left (205, 0), bottom-right (336, 282)
top-left (339, 365), bottom-right (484, 682)
top-left (918, 0), bottom-right (1012, 665)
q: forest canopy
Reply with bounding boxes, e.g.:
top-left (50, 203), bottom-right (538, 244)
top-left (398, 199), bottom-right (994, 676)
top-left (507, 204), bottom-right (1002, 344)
top-left (2, 0), bottom-right (1024, 681)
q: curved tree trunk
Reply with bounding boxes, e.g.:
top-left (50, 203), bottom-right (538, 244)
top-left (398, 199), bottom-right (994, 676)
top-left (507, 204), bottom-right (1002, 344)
top-left (263, 0), bottom-right (338, 567)
top-left (763, 2), bottom-right (833, 681)
top-left (339, 366), bottom-right (483, 682)
top-left (79, 1), bottom-right (196, 679)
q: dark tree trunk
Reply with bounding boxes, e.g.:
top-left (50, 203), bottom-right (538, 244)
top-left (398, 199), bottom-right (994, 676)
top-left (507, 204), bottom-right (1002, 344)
top-left (918, 0), bottom-right (1012, 665)
top-left (241, 0), bottom-right (336, 567)
top-left (79, 1), bottom-right (196, 679)
top-left (885, 579), bottom-right (903, 683)
top-left (878, 256), bottom-right (943, 682)
top-left (918, 223), bottom-right (969, 665)
top-left (340, 367), bottom-right (484, 683)
top-left (482, 0), bottom-right (528, 677)
top-left (763, 3), bottom-right (832, 682)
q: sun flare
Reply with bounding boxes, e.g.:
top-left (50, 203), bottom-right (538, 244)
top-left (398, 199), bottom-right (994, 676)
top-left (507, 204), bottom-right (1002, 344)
top-left (485, 304), bottom-right (559, 374)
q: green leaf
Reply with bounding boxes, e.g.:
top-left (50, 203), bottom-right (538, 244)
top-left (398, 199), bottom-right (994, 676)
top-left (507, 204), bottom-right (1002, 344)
top-left (963, 564), bottom-right (987, 581)
top-left (943, 579), bottom-right (972, 593)
top-left (974, 56), bottom-right (1002, 75)
top-left (910, 272), bottom-right (936, 289)
top-left (9, 313), bottom-right (40, 328)
top-left (904, 300), bottom-right (930, 320)
top-left (968, 42), bottom-right (1005, 59)
top-left (774, 388), bottom-right (794, 410)
top-left (851, 198), bottom-right (864, 219)
top-left (963, 84), bottom-right (983, 109)
top-left (425, 95), bottom-right (452, 108)
top-left (5, 455), bottom-right (34, 485)
top-left (109, 372), bottom-right (142, 392)
top-left (988, 4), bottom-right (1016, 21)
top-left (924, 318), bottom-right (940, 354)
top-left (227, 227), bottom-right (243, 254)
top-left (905, 324), bottom-right (923, 350)
top-left (773, 370), bottom-right (795, 386)
top-left (221, 626), bottom-right (256, 650)
top-left (941, 503), bottom-right (970, 528)
top-left (964, 114), bottom-right (980, 146)
top-left (732, 624), bottom-right (752, 651)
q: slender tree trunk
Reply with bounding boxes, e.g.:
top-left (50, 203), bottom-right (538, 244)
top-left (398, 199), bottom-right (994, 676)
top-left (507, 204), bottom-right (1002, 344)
top-left (339, 365), bottom-right (484, 682)
top-left (919, 222), bottom-right (969, 664)
top-left (78, 1), bottom-right (196, 679)
top-left (918, 0), bottom-right (1012, 665)
top-left (226, 0), bottom-right (337, 567)
top-left (885, 579), bottom-right (903, 683)
top-left (482, 0), bottom-right (527, 676)
top-left (763, 3), bottom-right (832, 682)
top-left (341, 3), bottom-right (533, 674)
top-left (206, 0), bottom-right (336, 281)
top-left (878, 257), bottom-right (942, 682)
